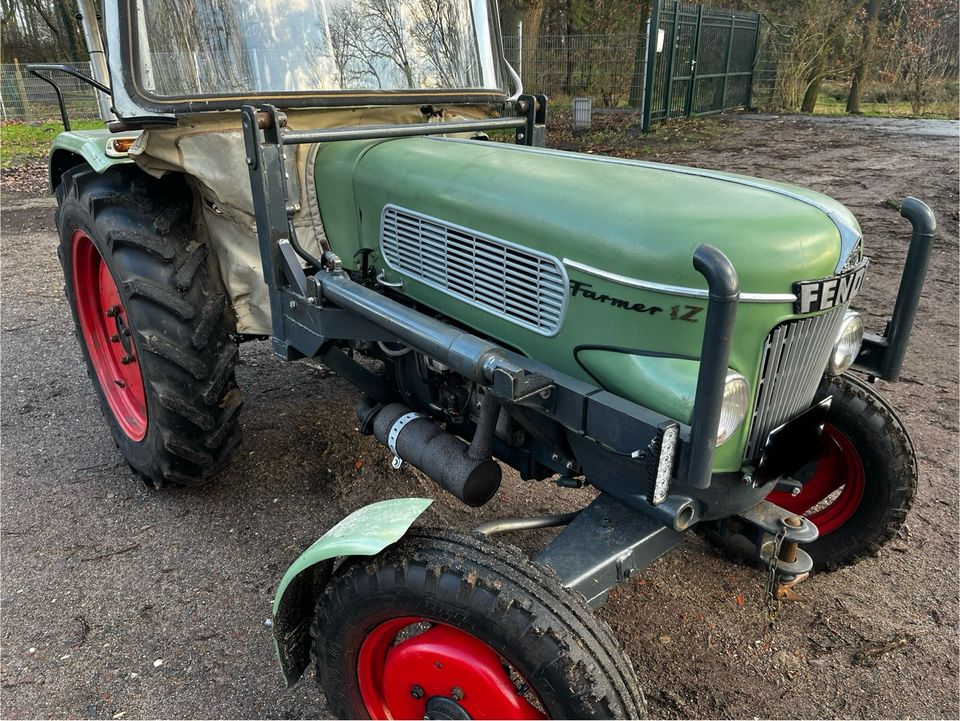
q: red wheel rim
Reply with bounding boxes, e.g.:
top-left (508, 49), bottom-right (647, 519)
top-left (767, 424), bottom-right (865, 535)
top-left (71, 229), bottom-right (148, 441)
top-left (357, 616), bottom-right (547, 720)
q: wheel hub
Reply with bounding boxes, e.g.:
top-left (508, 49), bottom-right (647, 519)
top-left (71, 229), bottom-right (148, 441)
top-left (358, 617), bottom-right (545, 720)
top-left (768, 424), bottom-right (865, 535)
top-left (425, 695), bottom-right (472, 720)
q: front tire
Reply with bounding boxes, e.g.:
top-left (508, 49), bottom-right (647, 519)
top-left (56, 165), bottom-right (243, 488)
top-left (767, 373), bottom-right (917, 571)
top-left (311, 528), bottom-right (646, 719)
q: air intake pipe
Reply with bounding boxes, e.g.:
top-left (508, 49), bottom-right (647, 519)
top-left (358, 394), bottom-right (502, 507)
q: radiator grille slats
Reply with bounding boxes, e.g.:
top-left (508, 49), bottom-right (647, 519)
top-left (744, 307), bottom-right (847, 459)
top-left (380, 205), bottom-right (568, 335)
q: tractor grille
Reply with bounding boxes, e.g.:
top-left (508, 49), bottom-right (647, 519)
top-left (380, 205), bottom-right (568, 336)
top-left (744, 307), bottom-right (848, 459)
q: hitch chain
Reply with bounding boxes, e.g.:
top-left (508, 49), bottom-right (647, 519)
top-left (764, 527), bottom-right (788, 622)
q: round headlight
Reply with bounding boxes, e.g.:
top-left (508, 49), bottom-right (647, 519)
top-left (827, 311), bottom-right (864, 375)
top-left (717, 371), bottom-right (750, 445)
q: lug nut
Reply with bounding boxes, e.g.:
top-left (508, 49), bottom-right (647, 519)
top-left (410, 685), bottom-right (424, 699)
top-left (109, 334), bottom-right (120, 343)
top-left (451, 687), bottom-right (464, 702)
top-left (105, 305), bottom-right (121, 318)
top-left (120, 354), bottom-right (135, 365)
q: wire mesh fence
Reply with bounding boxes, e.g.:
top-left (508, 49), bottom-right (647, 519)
top-left (750, 22), bottom-right (791, 111)
top-left (503, 34), bottom-right (649, 109)
top-left (0, 61), bottom-right (101, 123)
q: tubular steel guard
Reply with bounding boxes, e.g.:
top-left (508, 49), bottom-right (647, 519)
top-left (853, 197), bottom-right (935, 381)
top-left (687, 245), bottom-right (741, 489)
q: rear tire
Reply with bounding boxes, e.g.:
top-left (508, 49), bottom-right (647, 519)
top-left (56, 164), bottom-right (243, 488)
top-left (311, 528), bottom-right (646, 719)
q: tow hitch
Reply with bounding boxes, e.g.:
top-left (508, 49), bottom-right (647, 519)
top-left (713, 500), bottom-right (819, 614)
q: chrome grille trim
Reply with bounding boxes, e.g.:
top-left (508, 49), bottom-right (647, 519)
top-left (380, 205), bottom-right (568, 336)
top-left (744, 307), bottom-right (848, 459)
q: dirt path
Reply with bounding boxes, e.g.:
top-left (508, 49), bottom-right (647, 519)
top-left (1, 114), bottom-right (957, 719)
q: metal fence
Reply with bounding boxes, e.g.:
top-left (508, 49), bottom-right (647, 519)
top-left (503, 34), bottom-right (648, 110)
top-left (0, 61), bottom-right (101, 122)
top-left (641, 1), bottom-right (761, 130)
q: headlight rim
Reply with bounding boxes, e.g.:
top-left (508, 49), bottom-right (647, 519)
top-left (826, 310), bottom-right (865, 376)
top-left (716, 370), bottom-right (750, 446)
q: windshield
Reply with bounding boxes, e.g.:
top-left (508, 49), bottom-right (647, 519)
top-left (130, 0), bottom-right (506, 99)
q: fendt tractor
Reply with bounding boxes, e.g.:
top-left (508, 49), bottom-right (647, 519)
top-left (32, 1), bottom-right (935, 718)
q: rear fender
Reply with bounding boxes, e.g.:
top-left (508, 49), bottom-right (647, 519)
top-left (272, 497), bottom-right (433, 686)
top-left (49, 129), bottom-right (139, 192)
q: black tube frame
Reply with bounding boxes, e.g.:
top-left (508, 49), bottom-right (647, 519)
top-left (852, 197), bottom-right (936, 381)
top-left (26, 64), bottom-right (111, 131)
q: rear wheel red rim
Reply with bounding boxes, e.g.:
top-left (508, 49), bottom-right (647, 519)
top-left (768, 424), bottom-right (865, 535)
top-left (71, 229), bottom-right (148, 442)
top-left (357, 616), bottom-right (547, 720)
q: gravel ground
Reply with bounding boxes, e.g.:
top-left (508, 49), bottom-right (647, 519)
top-left (1, 113), bottom-right (958, 719)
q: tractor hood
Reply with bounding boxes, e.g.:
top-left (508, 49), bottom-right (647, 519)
top-left (312, 135), bottom-right (865, 473)
top-left (317, 136), bottom-right (860, 298)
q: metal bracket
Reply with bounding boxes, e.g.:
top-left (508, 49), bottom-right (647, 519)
top-left (737, 500), bottom-right (818, 543)
top-left (387, 411), bottom-right (426, 468)
top-left (536, 493), bottom-right (683, 608)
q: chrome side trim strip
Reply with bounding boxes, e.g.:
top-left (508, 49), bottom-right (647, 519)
top-left (563, 258), bottom-right (797, 303)
top-left (433, 137), bottom-right (862, 272)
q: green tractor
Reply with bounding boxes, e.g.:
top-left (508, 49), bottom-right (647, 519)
top-left (35, 0), bottom-right (933, 718)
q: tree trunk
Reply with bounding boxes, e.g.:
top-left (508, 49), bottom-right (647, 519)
top-left (800, 54), bottom-right (825, 113)
top-left (845, 0), bottom-right (881, 113)
top-left (628, 1), bottom-right (652, 109)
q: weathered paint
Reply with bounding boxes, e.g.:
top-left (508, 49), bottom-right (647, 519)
top-left (271, 497), bottom-right (433, 684)
top-left (314, 136), bottom-right (858, 471)
top-left (49, 129), bottom-right (137, 191)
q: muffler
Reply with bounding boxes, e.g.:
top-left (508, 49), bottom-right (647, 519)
top-left (358, 397), bottom-right (502, 507)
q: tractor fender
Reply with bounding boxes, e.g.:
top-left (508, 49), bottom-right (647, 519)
top-left (49, 129), bottom-right (139, 193)
top-left (272, 497), bottom-right (433, 686)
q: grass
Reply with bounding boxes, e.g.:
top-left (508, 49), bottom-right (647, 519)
top-left (812, 95), bottom-right (958, 120)
top-left (0, 119), bottom-right (102, 170)
top-left (811, 80), bottom-right (959, 120)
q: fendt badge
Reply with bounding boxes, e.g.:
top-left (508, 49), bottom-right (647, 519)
top-left (793, 260), bottom-right (869, 314)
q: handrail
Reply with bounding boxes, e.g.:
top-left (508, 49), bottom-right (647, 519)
top-left (26, 64), bottom-right (111, 131)
top-left (281, 116), bottom-right (526, 146)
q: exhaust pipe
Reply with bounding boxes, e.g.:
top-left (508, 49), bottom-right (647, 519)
top-left (358, 396), bottom-right (502, 507)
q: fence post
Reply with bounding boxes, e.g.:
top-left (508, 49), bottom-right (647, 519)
top-left (12, 58), bottom-right (32, 119)
top-left (720, 13), bottom-right (736, 109)
top-left (641, 0), bottom-right (661, 132)
top-left (745, 13), bottom-right (762, 109)
top-left (662, 1), bottom-right (681, 120)
top-left (685, 4), bottom-right (705, 118)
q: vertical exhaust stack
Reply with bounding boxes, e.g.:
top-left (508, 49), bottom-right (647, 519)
top-left (75, 0), bottom-right (115, 122)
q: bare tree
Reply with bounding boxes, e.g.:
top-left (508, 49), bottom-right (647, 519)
top-left (845, 0), bottom-right (881, 113)
top-left (410, 0), bottom-right (473, 87)
top-left (323, 2), bottom-right (384, 89)
top-left (361, 0), bottom-right (415, 86)
top-left (898, 0), bottom-right (956, 113)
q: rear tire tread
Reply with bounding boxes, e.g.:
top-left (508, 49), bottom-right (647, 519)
top-left (57, 164), bottom-right (242, 488)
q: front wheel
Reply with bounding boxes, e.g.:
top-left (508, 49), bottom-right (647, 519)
top-left (767, 373), bottom-right (917, 571)
top-left (310, 529), bottom-right (646, 719)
